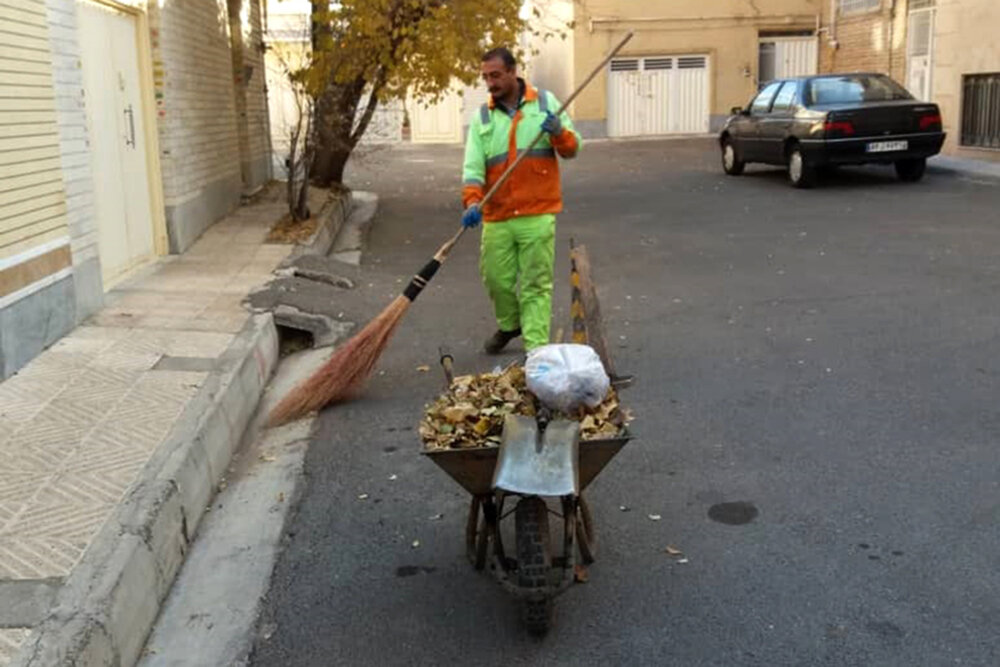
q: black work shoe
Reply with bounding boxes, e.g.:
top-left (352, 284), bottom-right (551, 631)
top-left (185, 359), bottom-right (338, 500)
top-left (484, 328), bottom-right (521, 354)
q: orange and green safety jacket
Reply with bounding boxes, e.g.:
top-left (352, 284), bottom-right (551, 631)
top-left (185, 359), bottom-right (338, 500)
top-left (462, 81), bottom-right (581, 222)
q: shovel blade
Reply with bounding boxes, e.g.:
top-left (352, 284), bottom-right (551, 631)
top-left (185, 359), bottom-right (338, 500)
top-left (493, 415), bottom-right (580, 496)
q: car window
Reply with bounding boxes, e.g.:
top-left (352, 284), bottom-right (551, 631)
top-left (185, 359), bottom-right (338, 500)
top-left (771, 81), bottom-right (799, 113)
top-left (806, 75), bottom-right (914, 106)
top-left (751, 81), bottom-right (783, 115)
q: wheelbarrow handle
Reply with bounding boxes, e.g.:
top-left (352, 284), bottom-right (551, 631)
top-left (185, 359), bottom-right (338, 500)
top-left (438, 346), bottom-right (454, 388)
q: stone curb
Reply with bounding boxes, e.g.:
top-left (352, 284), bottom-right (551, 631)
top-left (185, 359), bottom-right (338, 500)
top-left (329, 191), bottom-right (378, 267)
top-left (281, 190), bottom-right (353, 265)
top-left (11, 314), bottom-right (280, 667)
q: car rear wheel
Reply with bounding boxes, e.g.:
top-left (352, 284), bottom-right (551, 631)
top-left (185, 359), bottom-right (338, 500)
top-left (788, 146), bottom-right (816, 189)
top-left (721, 138), bottom-right (745, 176)
top-left (895, 158), bottom-right (926, 183)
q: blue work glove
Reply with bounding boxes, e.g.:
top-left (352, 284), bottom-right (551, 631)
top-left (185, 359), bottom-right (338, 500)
top-left (541, 111), bottom-right (563, 136)
top-left (461, 204), bottom-right (482, 229)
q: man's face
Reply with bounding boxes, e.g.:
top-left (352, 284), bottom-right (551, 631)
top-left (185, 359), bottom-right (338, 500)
top-left (481, 57), bottom-right (518, 99)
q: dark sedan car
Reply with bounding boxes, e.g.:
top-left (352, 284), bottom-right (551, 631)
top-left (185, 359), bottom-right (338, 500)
top-left (719, 73), bottom-right (946, 188)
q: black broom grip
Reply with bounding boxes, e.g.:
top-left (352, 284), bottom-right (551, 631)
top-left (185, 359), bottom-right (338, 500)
top-left (402, 259), bottom-right (441, 301)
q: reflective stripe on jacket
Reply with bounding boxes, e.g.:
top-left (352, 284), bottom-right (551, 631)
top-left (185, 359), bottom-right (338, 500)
top-left (461, 81), bottom-right (581, 222)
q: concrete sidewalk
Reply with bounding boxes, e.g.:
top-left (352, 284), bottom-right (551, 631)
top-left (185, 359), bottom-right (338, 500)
top-left (0, 188), bottom-right (316, 665)
top-left (929, 154), bottom-right (1000, 182)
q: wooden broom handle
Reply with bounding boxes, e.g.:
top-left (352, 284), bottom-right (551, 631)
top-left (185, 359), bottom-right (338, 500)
top-left (434, 31), bottom-right (635, 262)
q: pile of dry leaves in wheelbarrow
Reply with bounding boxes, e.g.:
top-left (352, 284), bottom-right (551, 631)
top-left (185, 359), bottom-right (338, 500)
top-left (421, 364), bottom-right (633, 451)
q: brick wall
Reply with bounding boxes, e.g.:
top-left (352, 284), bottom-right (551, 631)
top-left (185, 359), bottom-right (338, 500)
top-left (819, 0), bottom-right (907, 81)
top-left (43, 0), bottom-right (103, 320)
top-left (242, 0), bottom-right (271, 186)
top-left (148, 0), bottom-right (242, 211)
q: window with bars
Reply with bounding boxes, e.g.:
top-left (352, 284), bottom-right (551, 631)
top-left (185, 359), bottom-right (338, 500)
top-left (962, 73), bottom-right (1000, 149)
top-left (839, 0), bottom-right (880, 13)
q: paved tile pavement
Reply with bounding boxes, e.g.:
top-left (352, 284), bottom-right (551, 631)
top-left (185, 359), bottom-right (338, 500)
top-left (0, 193), bottom-right (289, 664)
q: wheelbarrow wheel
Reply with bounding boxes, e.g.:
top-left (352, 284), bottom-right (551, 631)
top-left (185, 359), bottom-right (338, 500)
top-left (515, 497), bottom-right (553, 636)
top-left (576, 495), bottom-right (596, 564)
top-left (466, 497), bottom-right (489, 570)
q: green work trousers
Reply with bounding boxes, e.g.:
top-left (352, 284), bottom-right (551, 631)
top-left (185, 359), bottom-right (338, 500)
top-left (479, 214), bottom-right (556, 351)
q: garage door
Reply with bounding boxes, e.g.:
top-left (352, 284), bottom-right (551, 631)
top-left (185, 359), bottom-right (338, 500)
top-left (608, 55), bottom-right (709, 137)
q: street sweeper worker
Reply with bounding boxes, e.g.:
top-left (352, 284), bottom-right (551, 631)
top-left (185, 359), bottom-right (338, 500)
top-left (460, 46), bottom-right (582, 355)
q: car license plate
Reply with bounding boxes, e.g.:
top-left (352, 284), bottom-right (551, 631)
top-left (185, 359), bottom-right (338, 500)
top-left (866, 140), bottom-right (908, 153)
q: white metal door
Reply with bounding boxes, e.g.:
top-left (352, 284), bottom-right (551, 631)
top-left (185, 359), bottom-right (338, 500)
top-left (672, 57), bottom-right (709, 133)
top-left (759, 37), bottom-right (818, 84)
top-left (608, 59), bottom-right (644, 137)
top-left (78, 1), bottom-right (156, 288)
top-left (775, 38), bottom-right (818, 79)
top-left (409, 88), bottom-right (463, 144)
top-left (608, 55), bottom-right (708, 137)
top-left (907, 8), bottom-right (935, 101)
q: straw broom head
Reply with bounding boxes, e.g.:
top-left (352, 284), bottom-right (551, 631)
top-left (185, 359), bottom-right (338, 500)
top-left (267, 295), bottom-right (410, 426)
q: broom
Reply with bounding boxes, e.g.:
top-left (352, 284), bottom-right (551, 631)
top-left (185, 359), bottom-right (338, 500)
top-left (268, 32), bottom-right (635, 426)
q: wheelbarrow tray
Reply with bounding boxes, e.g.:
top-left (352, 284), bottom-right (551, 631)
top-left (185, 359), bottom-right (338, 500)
top-left (421, 430), bottom-right (631, 497)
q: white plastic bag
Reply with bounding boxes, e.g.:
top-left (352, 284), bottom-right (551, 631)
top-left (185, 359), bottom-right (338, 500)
top-left (525, 344), bottom-right (610, 413)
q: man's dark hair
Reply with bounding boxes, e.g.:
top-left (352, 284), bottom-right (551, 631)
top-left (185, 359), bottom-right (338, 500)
top-left (482, 47), bottom-right (516, 70)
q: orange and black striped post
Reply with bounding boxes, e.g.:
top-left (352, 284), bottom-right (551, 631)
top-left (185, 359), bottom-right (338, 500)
top-left (568, 241), bottom-right (616, 379)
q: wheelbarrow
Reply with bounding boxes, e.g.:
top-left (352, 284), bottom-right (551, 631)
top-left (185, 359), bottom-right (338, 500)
top-left (421, 351), bottom-right (632, 635)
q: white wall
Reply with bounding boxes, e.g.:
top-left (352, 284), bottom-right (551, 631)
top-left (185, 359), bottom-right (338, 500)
top-left (523, 0), bottom-right (575, 105)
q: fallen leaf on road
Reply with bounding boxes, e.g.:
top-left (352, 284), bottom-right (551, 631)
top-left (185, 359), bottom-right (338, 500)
top-left (277, 492), bottom-right (285, 502)
top-left (574, 565), bottom-right (589, 583)
top-left (665, 546), bottom-right (683, 556)
top-left (411, 540), bottom-right (420, 549)
top-left (648, 514), bottom-right (662, 521)
top-left (416, 365), bottom-right (430, 372)
top-left (259, 454), bottom-right (276, 462)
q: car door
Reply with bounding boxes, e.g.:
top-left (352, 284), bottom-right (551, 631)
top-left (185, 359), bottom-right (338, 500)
top-left (743, 81), bottom-right (783, 161)
top-left (757, 81), bottom-right (799, 164)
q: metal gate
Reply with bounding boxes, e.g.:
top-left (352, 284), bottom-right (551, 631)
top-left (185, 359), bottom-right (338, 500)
top-left (758, 36), bottom-right (818, 85)
top-left (607, 55), bottom-right (709, 137)
top-left (409, 87), bottom-right (463, 144)
top-left (907, 4), bottom-right (936, 101)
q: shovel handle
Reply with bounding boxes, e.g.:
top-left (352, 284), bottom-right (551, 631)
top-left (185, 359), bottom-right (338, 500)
top-left (439, 346), bottom-right (455, 388)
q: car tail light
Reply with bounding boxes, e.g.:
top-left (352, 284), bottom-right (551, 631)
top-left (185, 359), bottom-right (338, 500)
top-left (824, 120), bottom-right (855, 137)
top-left (919, 113), bottom-right (942, 131)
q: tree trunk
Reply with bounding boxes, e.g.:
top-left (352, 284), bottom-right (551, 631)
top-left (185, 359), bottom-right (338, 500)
top-left (311, 79), bottom-right (365, 187)
top-left (313, 145), bottom-right (352, 188)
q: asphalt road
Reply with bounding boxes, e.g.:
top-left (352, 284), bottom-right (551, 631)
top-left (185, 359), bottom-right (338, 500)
top-left (250, 139), bottom-right (1000, 666)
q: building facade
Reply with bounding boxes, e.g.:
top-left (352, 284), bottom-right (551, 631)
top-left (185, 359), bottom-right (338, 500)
top-left (930, 0), bottom-right (1000, 161)
top-left (0, 0), bottom-right (271, 378)
top-left (816, 0), bottom-right (999, 162)
top-left (817, 0), bottom-right (909, 86)
top-left (535, 0), bottom-right (824, 138)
